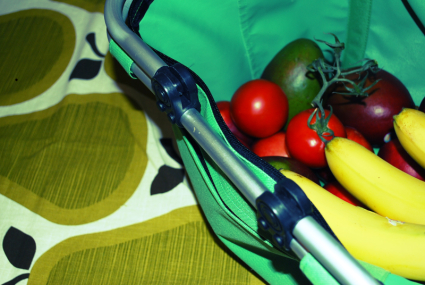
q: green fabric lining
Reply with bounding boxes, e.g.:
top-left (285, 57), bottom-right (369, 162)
top-left (194, 85), bottom-right (279, 232)
top-left (342, 0), bottom-right (373, 69)
top-left (109, 39), bottom-right (137, 79)
top-left (139, 0), bottom-right (351, 103)
top-left (384, 273), bottom-right (421, 285)
top-left (358, 260), bottom-right (390, 281)
top-left (219, 237), bottom-right (310, 285)
top-left (299, 255), bottom-right (420, 285)
top-left (181, 86), bottom-right (278, 244)
top-left (407, 0), bottom-right (425, 26)
top-left (299, 253), bottom-right (339, 285)
top-left (173, 87), bottom-right (307, 285)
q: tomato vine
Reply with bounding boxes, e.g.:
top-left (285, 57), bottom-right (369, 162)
top-left (306, 33), bottom-right (382, 141)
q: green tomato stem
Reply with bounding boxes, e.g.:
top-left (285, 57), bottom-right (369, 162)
top-left (307, 33), bottom-right (381, 142)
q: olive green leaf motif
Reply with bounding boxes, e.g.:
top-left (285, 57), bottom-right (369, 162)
top-left (52, 0), bottom-right (106, 14)
top-left (28, 206), bottom-right (264, 285)
top-left (0, 9), bottom-right (75, 106)
top-left (0, 93), bottom-right (148, 225)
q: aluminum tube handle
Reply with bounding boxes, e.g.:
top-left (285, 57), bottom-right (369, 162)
top-left (294, 216), bottom-right (381, 285)
top-left (180, 106), bottom-right (309, 258)
top-left (104, 0), bottom-right (166, 79)
top-left (104, 0), bottom-right (269, 205)
top-left (180, 108), bottom-right (269, 206)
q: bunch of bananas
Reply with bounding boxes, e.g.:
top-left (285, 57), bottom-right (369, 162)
top-left (283, 108), bottom-right (425, 281)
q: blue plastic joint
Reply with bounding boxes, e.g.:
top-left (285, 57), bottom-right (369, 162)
top-left (256, 177), bottom-right (313, 251)
top-left (151, 63), bottom-right (200, 127)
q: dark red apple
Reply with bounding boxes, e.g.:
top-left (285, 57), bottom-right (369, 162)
top-left (378, 138), bottom-right (425, 181)
top-left (251, 131), bottom-right (290, 158)
top-left (325, 69), bottom-right (415, 146)
top-left (217, 101), bottom-right (253, 147)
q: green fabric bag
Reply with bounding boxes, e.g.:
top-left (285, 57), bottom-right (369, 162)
top-left (111, 0), bottom-right (425, 284)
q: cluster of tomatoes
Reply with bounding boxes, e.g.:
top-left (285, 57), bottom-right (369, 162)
top-left (215, 32), bottom-right (425, 208)
top-left (217, 78), bottom-right (424, 206)
top-left (218, 79), bottom-right (372, 166)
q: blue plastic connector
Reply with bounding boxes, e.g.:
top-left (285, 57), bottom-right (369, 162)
top-left (151, 63), bottom-right (200, 127)
top-left (256, 177), bottom-right (313, 251)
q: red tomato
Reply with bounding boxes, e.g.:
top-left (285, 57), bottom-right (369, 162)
top-left (251, 131), bottom-right (290, 158)
top-left (324, 181), bottom-right (365, 207)
top-left (286, 108), bottom-right (346, 168)
top-left (345, 126), bottom-right (373, 152)
top-left (217, 101), bottom-right (253, 148)
top-left (378, 138), bottom-right (425, 181)
top-left (230, 79), bottom-right (289, 138)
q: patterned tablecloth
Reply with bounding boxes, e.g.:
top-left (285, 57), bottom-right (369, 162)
top-left (0, 1), bottom-right (265, 284)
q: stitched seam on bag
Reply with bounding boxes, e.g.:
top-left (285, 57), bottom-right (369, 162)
top-left (210, 159), bottom-right (258, 228)
top-left (200, 96), bottom-right (259, 229)
top-left (342, 0), bottom-right (372, 68)
top-left (132, 0), bottom-right (144, 24)
top-left (181, 120), bottom-right (257, 236)
top-left (195, 86), bottom-right (267, 234)
top-left (237, 0), bottom-right (255, 79)
top-left (199, 101), bottom-right (276, 231)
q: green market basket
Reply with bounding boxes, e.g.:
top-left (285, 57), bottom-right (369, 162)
top-left (104, 0), bottom-right (425, 284)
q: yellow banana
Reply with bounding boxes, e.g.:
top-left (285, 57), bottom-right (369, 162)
top-left (394, 108), bottom-right (425, 169)
top-left (324, 137), bottom-right (425, 225)
top-left (282, 169), bottom-right (425, 281)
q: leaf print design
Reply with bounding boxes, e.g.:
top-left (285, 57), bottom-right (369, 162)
top-left (2, 227), bottom-right (36, 270)
top-left (160, 138), bottom-right (183, 165)
top-left (2, 273), bottom-right (30, 285)
top-left (103, 51), bottom-right (155, 100)
top-left (151, 165), bottom-right (185, 195)
top-left (27, 206), bottom-right (262, 285)
top-left (0, 93), bottom-right (148, 225)
top-left (86, 33), bottom-right (105, 58)
top-left (0, 9), bottom-right (75, 106)
top-left (69, 32), bottom-right (106, 81)
top-left (69, 59), bottom-right (102, 80)
top-left (52, 0), bottom-right (106, 13)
